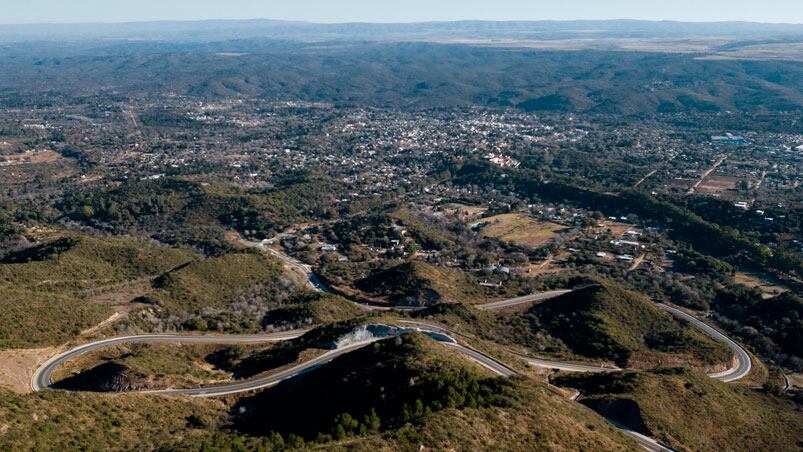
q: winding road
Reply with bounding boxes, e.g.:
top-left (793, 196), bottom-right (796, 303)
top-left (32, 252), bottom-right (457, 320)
top-left (31, 330), bottom-right (307, 393)
top-left (32, 325), bottom-right (514, 398)
top-left (657, 303), bottom-right (752, 382)
top-left (31, 241), bottom-right (753, 452)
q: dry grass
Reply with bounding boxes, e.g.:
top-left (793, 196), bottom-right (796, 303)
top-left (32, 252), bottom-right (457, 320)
top-left (0, 150), bottom-right (62, 166)
top-left (52, 343), bottom-right (250, 389)
top-left (733, 272), bottom-right (790, 299)
top-left (0, 347), bottom-right (60, 393)
top-left (476, 213), bottom-right (568, 249)
top-left (697, 175), bottom-right (740, 194)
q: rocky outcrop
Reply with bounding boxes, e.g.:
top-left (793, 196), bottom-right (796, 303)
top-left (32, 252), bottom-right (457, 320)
top-left (53, 363), bottom-right (153, 393)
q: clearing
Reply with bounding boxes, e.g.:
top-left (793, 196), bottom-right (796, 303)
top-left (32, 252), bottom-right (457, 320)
top-left (474, 213), bottom-right (569, 249)
top-left (733, 272), bottom-right (790, 299)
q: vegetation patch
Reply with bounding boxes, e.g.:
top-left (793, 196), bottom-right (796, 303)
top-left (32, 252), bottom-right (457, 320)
top-left (356, 260), bottom-right (483, 306)
top-left (229, 333), bottom-right (635, 450)
top-left (0, 287), bottom-right (109, 349)
top-left (525, 281), bottom-right (732, 368)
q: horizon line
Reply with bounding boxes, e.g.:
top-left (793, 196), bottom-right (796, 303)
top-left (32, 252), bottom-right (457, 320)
top-left (2, 17), bottom-right (803, 27)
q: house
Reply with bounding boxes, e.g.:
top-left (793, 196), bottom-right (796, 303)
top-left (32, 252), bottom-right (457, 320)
top-left (320, 245), bottom-right (338, 252)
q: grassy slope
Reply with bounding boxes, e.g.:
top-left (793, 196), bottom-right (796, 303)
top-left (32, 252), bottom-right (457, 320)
top-left (0, 388), bottom-right (226, 450)
top-left (260, 292), bottom-right (361, 329)
top-left (555, 368), bottom-right (803, 452)
top-left (0, 235), bottom-right (193, 291)
top-left (526, 282), bottom-right (732, 368)
top-left (52, 343), bottom-right (248, 389)
top-left (149, 250), bottom-right (284, 314)
top-left (0, 235), bottom-right (317, 348)
top-left (0, 288), bottom-right (108, 349)
top-left (0, 236), bottom-right (194, 349)
top-left (230, 333), bottom-right (636, 451)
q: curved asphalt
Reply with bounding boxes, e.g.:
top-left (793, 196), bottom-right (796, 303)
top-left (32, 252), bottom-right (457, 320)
top-left (31, 330), bottom-right (308, 393)
top-left (31, 240), bottom-right (750, 451)
top-left (32, 325), bottom-right (515, 398)
top-left (472, 289), bottom-right (751, 382)
top-left (657, 303), bottom-right (752, 382)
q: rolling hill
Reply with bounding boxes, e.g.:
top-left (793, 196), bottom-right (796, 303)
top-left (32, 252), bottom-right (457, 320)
top-left (524, 282), bottom-right (732, 368)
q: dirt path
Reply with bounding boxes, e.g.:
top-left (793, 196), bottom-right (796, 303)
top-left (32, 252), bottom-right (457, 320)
top-left (688, 156), bottom-right (726, 194)
top-left (80, 312), bottom-right (124, 337)
top-left (628, 254), bottom-right (646, 272)
top-left (634, 169), bottom-right (658, 188)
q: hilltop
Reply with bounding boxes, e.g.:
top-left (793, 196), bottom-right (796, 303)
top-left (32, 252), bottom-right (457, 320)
top-left (524, 282), bottom-right (732, 368)
top-left (356, 261), bottom-right (483, 306)
top-left (229, 333), bottom-right (636, 450)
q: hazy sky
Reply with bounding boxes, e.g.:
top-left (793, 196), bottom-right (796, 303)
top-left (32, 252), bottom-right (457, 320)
top-left (3, 0), bottom-right (802, 25)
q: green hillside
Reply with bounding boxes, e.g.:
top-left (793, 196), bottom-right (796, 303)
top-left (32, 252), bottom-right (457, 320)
top-left (229, 333), bottom-right (636, 450)
top-left (554, 368), bottom-right (803, 451)
top-left (0, 235), bottom-right (193, 348)
top-left (0, 388), bottom-right (226, 451)
top-left (0, 287), bottom-right (108, 348)
top-left (0, 235), bottom-right (321, 348)
top-left (0, 235), bottom-right (193, 292)
top-left (525, 282), bottom-right (732, 368)
top-left (147, 250), bottom-right (284, 314)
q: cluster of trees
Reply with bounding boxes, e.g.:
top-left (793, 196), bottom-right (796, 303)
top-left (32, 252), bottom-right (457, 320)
top-left (713, 285), bottom-right (803, 370)
top-left (232, 333), bottom-right (511, 442)
top-left (56, 174), bottom-right (346, 254)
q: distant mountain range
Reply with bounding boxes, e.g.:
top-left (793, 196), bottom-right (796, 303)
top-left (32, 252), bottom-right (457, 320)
top-left (1, 19), bottom-right (802, 43)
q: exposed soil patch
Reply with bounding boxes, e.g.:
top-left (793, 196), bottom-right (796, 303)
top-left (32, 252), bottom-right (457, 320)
top-left (0, 347), bottom-right (60, 393)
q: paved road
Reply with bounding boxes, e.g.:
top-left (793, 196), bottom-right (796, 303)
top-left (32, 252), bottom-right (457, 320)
top-left (54, 234), bottom-right (745, 450)
top-left (476, 289), bottom-right (573, 311)
top-left (152, 341), bottom-right (377, 397)
top-left (31, 330), bottom-right (307, 392)
top-left (608, 419), bottom-right (675, 452)
top-left (517, 354), bottom-right (621, 373)
top-left (657, 303), bottom-right (752, 382)
top-left (32, 325), bottom-right (515, 398)
top-left (253, 240), bottom-right (425, 312)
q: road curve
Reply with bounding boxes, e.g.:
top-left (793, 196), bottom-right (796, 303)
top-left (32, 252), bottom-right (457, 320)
top-left (657, 303), bottom-right (752, 383)
top-left (252, 234), bottom-right (751, 382)
top-left (32, 326), bottom-right (515, 398)
top-left (516, 354), bottom-right (621, 373)
top-left (31, 330), bottom-right (308, 393)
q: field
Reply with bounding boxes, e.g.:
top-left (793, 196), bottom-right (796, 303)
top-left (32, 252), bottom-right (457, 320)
top-left (0, 150), bottom-right (62, 166)
top-left (475, 213), bottom-right (569, 249)
top-left (697, 175), bottom-right (741, 195)
top-left (733, 272), bottom-right (790, 299)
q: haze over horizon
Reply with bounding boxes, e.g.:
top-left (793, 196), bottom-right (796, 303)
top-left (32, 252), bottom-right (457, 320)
top-left (2, 0), bottom-right (803, 25)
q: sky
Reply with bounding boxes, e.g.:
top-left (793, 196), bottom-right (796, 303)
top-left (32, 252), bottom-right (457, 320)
top-left (2, 0), bottom-right (802, 25)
